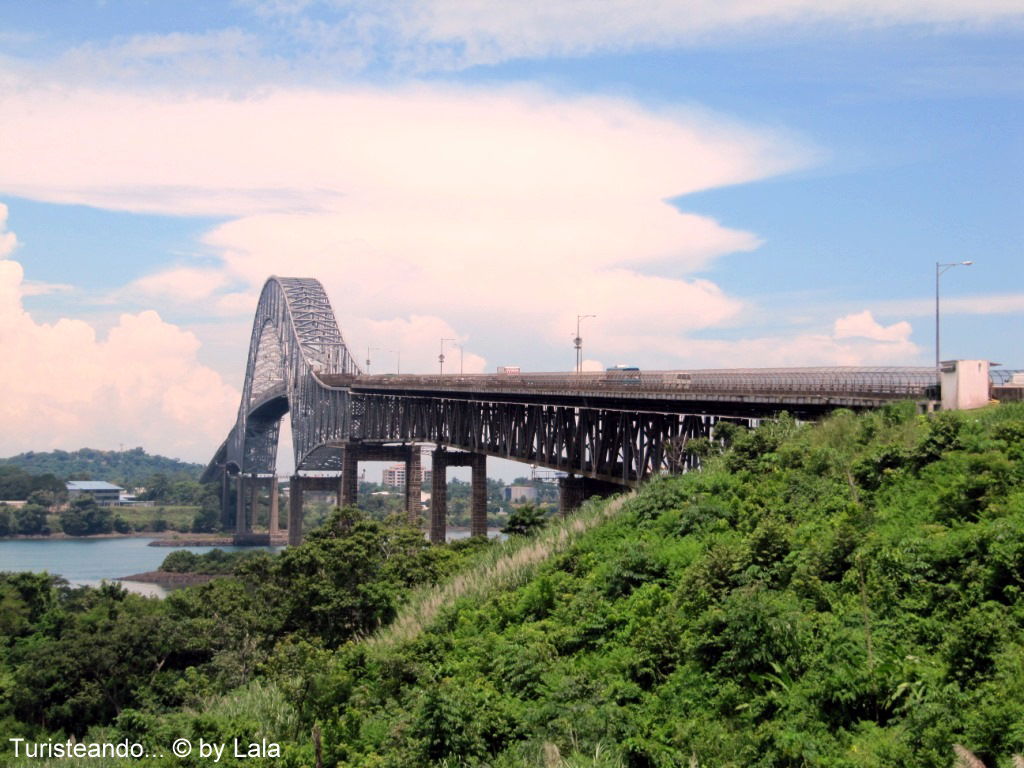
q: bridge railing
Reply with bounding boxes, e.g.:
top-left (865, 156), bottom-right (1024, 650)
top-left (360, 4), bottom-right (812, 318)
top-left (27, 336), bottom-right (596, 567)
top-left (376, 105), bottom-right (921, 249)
top-left (335, 366), bottom-right (940, 399)
top-left (991, 369), bottom-right (1024, 386)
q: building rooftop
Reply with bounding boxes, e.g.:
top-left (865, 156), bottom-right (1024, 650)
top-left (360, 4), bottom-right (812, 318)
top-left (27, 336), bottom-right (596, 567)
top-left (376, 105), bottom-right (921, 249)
top-left (66, 480), bottom-right (124, 492)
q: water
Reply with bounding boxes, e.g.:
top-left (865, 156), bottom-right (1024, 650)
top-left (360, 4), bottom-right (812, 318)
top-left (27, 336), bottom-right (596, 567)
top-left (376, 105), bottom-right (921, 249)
top-left (0, 529), bottom-right (504, 597)
top-left (0, 538), bottom-right (275, 597)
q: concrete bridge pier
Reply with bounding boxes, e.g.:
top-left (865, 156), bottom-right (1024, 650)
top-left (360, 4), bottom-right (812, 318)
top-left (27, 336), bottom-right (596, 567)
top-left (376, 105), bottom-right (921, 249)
top-left (339, 441), bottom-right (428, 525)
top-left (231, 474), bottom-right (279, 545)
top-left (430, 448), bottom-right (447, 544)
top-left (340, 443), bottom-right (358, 508)
top-left (429, 446), bottom-right (488, 544)
top-left (235, 474), bottom-right (248, 534)
top-left (470, 453), bottom-right (487, 538)
top-left (220, 471), bottom-right (233, 529)
top-left (288, 475), bottom-right (303, 546)
top-left (405, 446), bottom-right (422, 525)
top-left (559, 475), bottom-right (625, 515)
top-left (268, 476), bottom-right (280, 536)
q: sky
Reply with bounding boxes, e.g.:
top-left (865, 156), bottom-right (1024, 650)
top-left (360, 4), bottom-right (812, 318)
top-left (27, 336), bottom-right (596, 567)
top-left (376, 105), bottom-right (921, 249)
top-left (0, 0), bottom-right (1021, 474)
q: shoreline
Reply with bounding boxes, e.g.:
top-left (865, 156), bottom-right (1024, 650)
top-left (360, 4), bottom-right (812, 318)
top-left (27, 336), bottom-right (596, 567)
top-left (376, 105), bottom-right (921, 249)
top-left (0, 531), bottom-right (239, 544)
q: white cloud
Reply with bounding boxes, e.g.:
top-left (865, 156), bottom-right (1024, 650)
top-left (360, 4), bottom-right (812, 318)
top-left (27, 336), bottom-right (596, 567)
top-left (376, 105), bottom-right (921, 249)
top-left (232, 0), bottom-right (1024, 72)
top-left (401, 0), bottom-right (1024, 68)
top-left (20, 280), bottom-right (74, 297)
top-left (0, 85), bottom-right (806, 219)
top-left (872, 293), bottom-right (1024, 317)
top-left (0, 203), bottom-right (17, 258)
top-left (130, 267), bottom-right (230, 303)
top-left (833, 309), bottom-right (912, 343)
top-left (0, 83), bottom-right (811, 373)
top-left (0, 256), bottom-right (239, 461)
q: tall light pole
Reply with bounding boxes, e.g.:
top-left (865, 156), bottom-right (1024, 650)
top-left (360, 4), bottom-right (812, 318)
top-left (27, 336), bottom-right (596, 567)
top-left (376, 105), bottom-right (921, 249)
top-left (935, 261), bottom-right (973, 369)
top-left (454, 343), bottom-right (465, 374)
top-left (365, 345), bottom-right (379, 375)
top-left (439, 337), bottom-right (454, 375)
top-left (389, 349), bottom-right (401, 375)
top-left (574, 314), bottom-right (596, 374)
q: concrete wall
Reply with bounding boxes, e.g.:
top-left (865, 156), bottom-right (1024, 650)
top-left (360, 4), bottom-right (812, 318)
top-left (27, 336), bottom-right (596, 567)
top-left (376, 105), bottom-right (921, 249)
top-left (941, 359), bottom-right (990, 411)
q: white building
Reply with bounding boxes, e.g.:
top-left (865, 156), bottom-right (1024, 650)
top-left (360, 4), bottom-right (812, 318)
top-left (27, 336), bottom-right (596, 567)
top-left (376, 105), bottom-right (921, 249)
top-left (66, 480), bottom-right (125, 506)
top-left (382, 463), bottom-right (432, 488)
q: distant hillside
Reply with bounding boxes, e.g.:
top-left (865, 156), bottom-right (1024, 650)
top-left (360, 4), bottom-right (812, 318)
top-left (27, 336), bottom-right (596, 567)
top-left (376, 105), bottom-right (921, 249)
top-left (0, 447), bottom-right (204, 487)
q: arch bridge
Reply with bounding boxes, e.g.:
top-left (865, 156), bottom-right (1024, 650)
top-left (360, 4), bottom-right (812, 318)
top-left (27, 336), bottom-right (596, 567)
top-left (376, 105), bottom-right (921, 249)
top-left (203, 276), bottom-right (941, 545)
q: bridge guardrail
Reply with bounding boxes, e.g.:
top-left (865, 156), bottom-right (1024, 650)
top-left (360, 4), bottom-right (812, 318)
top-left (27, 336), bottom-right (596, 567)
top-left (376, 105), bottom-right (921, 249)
top-left (329, 366), bottom-right (941, 399)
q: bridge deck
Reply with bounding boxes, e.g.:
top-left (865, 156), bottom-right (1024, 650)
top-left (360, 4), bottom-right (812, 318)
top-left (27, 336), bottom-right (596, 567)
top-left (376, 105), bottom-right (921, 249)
top-left (320, 366), bottom-right (939, 413)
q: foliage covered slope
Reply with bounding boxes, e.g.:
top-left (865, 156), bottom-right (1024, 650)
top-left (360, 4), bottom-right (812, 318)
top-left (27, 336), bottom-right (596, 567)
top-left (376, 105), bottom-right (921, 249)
top-left (304, 403), bottom-right (1024, 767)
top-left (0, 447), bottom-right (203, 487)
top-left (5, 403), bottom-right (1024, 768)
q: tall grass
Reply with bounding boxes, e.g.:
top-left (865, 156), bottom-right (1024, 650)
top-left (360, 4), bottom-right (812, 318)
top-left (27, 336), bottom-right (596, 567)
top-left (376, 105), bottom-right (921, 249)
top-left (368, 492), bottom-right (632, 650)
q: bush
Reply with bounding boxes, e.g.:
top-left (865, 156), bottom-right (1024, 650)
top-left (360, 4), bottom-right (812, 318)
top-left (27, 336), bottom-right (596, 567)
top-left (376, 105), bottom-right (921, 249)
top-left (502, 503), bottom-right (548, 536)
top-left (59, 497), bottom-right (112, 536)
top-left (13, 504), bottom-right (49, 535)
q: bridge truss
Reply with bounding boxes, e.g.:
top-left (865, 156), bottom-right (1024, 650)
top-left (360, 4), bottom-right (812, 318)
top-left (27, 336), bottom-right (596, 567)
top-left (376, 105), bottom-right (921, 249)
top-left (204, 275), bottom-right (942, 542)
top-left (206, 276), bottom-right (360, 479)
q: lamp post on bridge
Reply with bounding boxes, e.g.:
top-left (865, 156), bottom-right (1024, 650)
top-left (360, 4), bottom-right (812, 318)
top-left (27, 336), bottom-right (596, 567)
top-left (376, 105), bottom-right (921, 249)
top-left (453, 343), bottom-right (465, 374)
top-left (365, 346), bottom-right (379, 375)
top-left (389, 349), bottom-right (401, 375)
top-left (574, 314), bottom-right (596, 374)
top-left (935, 261), bottom-right (973, 369)
top-left (439, 337), bottom-right (455, 375)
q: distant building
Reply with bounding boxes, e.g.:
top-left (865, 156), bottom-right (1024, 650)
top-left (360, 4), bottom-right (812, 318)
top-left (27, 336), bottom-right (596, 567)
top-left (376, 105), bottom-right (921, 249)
top-left (65, 480), bottom-right (124, 506)
top-left (382, 458), bottom-right (431, 488)
top-left (504, 484), bottom-right (538, 504)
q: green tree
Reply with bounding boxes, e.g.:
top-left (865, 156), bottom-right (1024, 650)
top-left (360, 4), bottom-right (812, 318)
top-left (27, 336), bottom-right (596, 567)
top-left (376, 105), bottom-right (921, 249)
top-left (13, 503), bottom-right (49, 535)
top-left (191, 494), bottom-right (221, 532)
top-left (501, 503), bottom-right (548, 536)
top-left (59, 496), bottom-right (113, 536)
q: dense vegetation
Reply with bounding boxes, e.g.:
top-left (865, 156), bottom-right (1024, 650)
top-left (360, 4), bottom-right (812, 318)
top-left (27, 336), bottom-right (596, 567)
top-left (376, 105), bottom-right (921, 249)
top-left (1, 510), bottom-right (488, 748)
top-left (158, 548), bottom-right (265, 574)
top-left (0, 466), bottom-right (64, 502)
top-left (0, 447), bottom-right (202, 489)
top-left (3, 403), bottom-right (1024, 767)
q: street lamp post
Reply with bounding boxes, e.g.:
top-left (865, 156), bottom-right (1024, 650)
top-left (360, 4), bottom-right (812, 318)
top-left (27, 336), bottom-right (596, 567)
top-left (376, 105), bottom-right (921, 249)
top-left (935, 261), bottom-right (973, 369)
top-left (454, 343), bottom-right (465, 374)
top-left (439, 337), bottom-right (455, 375)
top-left (365, 346), bottom-right (379, 375)
top-left (574, 314), bottom-right (596, 374)
top-left (389, 349), bottom-right (401, 375)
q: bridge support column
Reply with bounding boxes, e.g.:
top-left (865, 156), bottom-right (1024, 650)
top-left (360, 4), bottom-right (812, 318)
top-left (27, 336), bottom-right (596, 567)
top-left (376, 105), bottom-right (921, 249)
top-left (559, 476), bottom-right (584, 516)
top-left (268, 476), bottom-right (280, 536)
top-left (471, 453), bottom-right (487, 537)
top-left (559, 476), bottom-right (624, 515)
top-left (405, 446), bottom-right (422, 525)
top-left (430, 447), bottom-right (447, 544)
top-left (220, 471), bottom-right (232, 529)
top-left (235, 475), bottom-right (247, 533)
top-left (248, 476), bottom-right (259, 531)
top-left (288, 475), bottom-right (303, 546)
top-left (340, 444), bottom-right (358, 508)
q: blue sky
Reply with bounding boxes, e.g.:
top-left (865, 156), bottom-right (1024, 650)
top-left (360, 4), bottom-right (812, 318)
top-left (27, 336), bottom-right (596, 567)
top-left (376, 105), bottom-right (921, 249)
top-left (0, 0), bottom-right (1021, 465)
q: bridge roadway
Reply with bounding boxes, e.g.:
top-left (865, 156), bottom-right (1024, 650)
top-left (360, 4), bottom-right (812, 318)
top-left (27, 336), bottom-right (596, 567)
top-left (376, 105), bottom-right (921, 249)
top-left (204, 275), bottom-right (941, 546)
top-left (328, 367), bottom-right (939, 412)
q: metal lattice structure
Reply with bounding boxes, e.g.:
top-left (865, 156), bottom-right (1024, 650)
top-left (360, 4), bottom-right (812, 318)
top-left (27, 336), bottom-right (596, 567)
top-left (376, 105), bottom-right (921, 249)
top-left (205, 276), bottom-right (944, 490)
top-left (204, 277), bottom-right (360, 480)
top-left (351, 392), bottom-right (742, 484)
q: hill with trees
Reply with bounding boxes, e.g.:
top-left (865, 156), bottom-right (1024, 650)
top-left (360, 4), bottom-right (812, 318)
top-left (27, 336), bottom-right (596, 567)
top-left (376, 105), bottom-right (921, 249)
top-left (3, 402), bottom-right (1024, 767)
top-left (0, 447), bottom-right (203, 488)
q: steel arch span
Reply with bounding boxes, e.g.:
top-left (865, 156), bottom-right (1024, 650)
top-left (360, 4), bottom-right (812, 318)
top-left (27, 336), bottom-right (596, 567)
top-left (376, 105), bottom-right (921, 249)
top-left (204, 276), bottom-right (360, 480)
